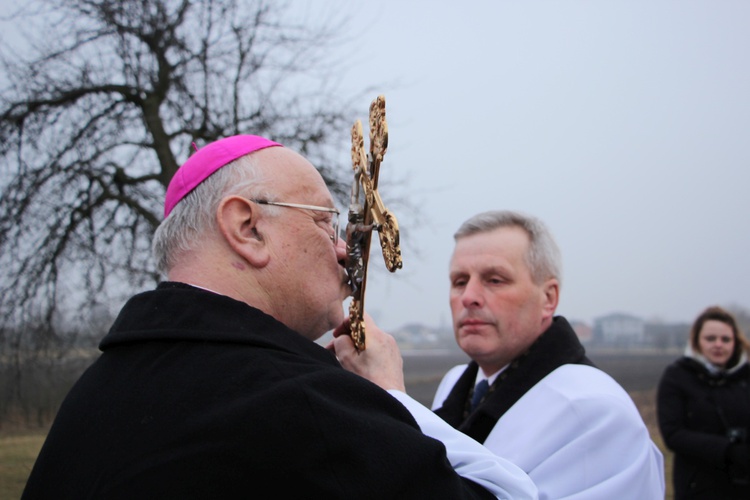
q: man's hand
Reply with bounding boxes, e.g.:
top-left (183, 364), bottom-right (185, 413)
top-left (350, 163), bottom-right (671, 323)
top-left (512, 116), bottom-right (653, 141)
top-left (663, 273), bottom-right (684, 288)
top-left (328, 313), bottom-right (406, 392)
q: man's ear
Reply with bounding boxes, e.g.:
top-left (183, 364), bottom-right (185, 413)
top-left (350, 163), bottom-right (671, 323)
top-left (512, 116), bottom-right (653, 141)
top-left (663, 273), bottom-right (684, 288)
top-left (217, 195), bottom-right (270, 268)
top-left (541, 278), bottom-right (560, 320)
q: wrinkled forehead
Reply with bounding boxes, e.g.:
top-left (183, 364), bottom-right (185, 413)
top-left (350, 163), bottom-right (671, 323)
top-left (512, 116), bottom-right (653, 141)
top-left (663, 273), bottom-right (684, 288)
top-left (450, 235), bottom-right (526, 278)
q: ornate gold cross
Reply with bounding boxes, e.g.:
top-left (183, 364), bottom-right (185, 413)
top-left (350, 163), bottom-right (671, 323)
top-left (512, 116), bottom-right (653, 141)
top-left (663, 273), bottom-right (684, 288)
top-left (345, 95), bottom-right (403, 351)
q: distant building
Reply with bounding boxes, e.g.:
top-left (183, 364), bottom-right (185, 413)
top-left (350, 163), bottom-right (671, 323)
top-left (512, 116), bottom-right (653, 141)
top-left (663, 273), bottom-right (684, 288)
top-left (593, 312), bottom-right (646, 347)
top-left (645, 321), bottom-right (690, 350)
top-left (380, 311), bottom-right (695, 353)
top-left (391, 323), bottom-right (459, 351)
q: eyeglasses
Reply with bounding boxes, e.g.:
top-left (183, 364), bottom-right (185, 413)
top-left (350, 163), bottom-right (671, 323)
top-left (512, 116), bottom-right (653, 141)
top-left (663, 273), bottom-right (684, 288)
top-left (252, 199), bottom-right (340, 244)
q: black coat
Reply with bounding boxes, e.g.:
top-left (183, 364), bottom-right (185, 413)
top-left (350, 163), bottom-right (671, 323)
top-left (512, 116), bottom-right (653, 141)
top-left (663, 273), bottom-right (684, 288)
top-left (657, 355), bottom-right (750, 499)
top-left (23, 283), bottom-right (494, 500)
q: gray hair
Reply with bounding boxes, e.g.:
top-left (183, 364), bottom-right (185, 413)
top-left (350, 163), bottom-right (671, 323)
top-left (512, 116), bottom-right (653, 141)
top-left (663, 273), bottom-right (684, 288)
top-left (454, 210), bottom-right (562, 286)
top-left (152, 153), bottom-right (276, 275)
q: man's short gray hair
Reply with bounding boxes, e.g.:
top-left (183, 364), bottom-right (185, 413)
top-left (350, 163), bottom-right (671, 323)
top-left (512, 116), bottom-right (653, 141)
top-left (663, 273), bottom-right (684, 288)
top-left (152, 154), bottom-right (273, 275)
top-left (454, 210), bottom-right (562, 286)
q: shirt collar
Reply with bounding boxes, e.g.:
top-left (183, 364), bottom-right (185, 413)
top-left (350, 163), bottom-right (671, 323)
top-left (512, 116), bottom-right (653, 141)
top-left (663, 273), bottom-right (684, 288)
top-left (474, 364), bottom-right (509, 386)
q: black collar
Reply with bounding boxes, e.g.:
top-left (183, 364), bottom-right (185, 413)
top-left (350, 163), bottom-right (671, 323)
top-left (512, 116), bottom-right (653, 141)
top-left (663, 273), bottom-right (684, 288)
top-left (100, 282), bottom-right (339, 368)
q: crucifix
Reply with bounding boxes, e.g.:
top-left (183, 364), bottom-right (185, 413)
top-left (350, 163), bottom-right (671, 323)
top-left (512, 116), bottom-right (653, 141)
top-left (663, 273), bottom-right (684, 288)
top-left (345, 95), bottom-right (403, 352)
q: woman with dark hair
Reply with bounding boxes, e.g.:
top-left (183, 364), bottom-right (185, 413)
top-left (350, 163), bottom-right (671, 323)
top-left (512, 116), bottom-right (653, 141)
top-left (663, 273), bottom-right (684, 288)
top-left (658, 306), bottom-right (750, 499)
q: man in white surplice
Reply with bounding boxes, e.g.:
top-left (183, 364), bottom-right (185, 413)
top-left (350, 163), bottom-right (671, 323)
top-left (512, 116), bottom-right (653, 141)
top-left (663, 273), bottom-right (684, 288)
top-left (432, 210), bottom-right (665, 500)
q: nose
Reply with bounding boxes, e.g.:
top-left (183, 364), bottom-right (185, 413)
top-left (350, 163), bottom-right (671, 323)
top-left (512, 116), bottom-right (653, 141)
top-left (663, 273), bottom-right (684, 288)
top-left (460, 279), bottom-right (484, 308)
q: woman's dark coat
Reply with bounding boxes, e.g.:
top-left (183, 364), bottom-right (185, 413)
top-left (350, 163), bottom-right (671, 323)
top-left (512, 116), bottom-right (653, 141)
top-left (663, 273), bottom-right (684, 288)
top-left (657, 351), bottom-right (750, 499)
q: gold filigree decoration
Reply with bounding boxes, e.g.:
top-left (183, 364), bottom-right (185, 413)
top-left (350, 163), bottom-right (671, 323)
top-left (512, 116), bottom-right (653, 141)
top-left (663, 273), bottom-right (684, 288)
top-left (345, 95), bottom-right (403, 352)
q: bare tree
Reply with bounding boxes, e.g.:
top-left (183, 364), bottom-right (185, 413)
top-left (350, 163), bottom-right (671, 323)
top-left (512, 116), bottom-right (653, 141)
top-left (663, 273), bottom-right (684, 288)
top-left (0, 0), bottom-right (373, 425)
top-left (0, 0), bottom-right (360, 348)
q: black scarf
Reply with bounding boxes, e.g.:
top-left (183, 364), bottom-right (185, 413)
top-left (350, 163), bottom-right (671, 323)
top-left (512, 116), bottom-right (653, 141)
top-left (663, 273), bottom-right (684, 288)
top-left (434, 316), bottom-right (595, 443)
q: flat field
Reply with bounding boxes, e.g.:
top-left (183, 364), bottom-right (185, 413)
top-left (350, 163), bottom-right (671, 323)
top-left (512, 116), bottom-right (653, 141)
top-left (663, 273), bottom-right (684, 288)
top-left (403, 349), bottom-right (676, 406)
top-left (0, 433), bottom-right (45, 500)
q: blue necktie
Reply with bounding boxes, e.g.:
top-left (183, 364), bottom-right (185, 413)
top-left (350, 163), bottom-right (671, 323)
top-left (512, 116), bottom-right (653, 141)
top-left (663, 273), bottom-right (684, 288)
top-left (470, 379), bottom-right (490, 411)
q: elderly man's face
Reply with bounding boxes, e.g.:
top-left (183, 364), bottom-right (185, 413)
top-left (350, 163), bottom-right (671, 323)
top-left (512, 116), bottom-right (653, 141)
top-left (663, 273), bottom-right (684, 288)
top-left (448, 226), bottom-right (557, 374)
top-left (257, 148), bottom-right (350, 340)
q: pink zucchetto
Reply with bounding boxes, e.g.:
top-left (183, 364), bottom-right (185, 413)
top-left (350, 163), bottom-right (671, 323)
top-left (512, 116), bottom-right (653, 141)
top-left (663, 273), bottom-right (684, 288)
top-left (163, 135), bottom-right (283, 217)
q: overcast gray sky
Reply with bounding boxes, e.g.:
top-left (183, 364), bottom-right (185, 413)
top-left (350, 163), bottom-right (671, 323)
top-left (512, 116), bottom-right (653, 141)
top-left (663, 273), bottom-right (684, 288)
top-left (3, 1), bottom-right (747, 333)
top-left (327, 0), bottom-right (750, 331)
